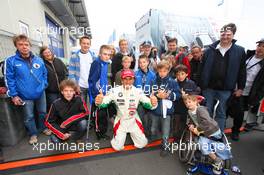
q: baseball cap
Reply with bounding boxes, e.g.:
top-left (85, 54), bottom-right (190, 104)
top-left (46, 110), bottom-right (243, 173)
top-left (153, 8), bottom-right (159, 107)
top-left (256, 38), bottom-right (264, 44)
top-left (121, 70), bottom-right (135, 79)
top-left (142, 40), bottom-right (152, 47)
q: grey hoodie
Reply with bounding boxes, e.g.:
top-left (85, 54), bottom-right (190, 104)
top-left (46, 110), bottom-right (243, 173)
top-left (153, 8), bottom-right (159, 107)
top-left (188, 106), bottom-right (219, 137)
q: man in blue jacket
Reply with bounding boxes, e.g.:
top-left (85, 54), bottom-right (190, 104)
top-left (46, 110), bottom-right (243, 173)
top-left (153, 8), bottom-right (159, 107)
top-left (200, 23), bottom-right (246, 131)
top-left (5, 34), bottom-right (50, 144)
top-left (88, 45), bottom-right (112, 140)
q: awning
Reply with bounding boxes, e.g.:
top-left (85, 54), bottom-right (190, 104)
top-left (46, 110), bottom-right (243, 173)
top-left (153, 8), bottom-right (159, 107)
top-left (42, 0), bottom-right (91, 37)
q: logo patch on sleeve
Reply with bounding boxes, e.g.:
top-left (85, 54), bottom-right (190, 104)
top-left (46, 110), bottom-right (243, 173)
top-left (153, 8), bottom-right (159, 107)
top-left (33, 63), bottom-right (40, 69)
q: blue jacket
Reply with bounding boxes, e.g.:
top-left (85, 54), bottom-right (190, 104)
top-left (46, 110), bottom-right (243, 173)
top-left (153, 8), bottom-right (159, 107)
top-left (88, 57), bottom-right (110, 102)
top-left (5, 51), bottom-right (48, 100)
top-left (151, 74), bottom-right (181, 116)
top-left (68, 50), bottom-right (96, 83)
top-left (134, 68), bottom-right (156, 96)
top-left (200, 40), bottom-right (246, 90)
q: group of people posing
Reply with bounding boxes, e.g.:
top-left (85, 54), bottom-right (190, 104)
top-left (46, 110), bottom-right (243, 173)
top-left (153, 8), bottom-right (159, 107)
top-left (3, 22), bottom-right (264, 172)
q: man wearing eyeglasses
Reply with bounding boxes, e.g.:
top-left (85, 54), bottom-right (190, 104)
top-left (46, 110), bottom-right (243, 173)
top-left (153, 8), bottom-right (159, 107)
top-left (200, 23), bottom-right (246, 132)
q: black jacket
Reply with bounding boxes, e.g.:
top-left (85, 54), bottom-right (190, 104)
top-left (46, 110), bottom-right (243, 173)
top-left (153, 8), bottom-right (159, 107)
top-left (200, 40), bottom-right (246, 91)
top-left (246, 50), bottom-right (264, 106)
top-left (44, 58), bottom-right (68, 93)
top-left (190, 59), bottom-right (202, 84)
top-left (174, 79), bottom-right (201, 115)
top-left (45, 96), bottom-right (89, 139)
top-left (111, 52), bottom-right (135, 85)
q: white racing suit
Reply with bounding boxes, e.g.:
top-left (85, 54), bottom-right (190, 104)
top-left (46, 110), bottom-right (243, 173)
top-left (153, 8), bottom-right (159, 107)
top-left (98, 86), bottom-right (155, 151)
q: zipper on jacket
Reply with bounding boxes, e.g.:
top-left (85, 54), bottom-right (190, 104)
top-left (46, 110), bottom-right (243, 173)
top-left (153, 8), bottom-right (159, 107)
top-left (30, 69), bottom-right (41, 84)
top-left (51, 62), bottom-right (60, 90)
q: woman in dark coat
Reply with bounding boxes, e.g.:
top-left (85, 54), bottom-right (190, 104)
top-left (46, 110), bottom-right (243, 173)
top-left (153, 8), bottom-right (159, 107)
top-left (40, 46), bottom-right (68, 110)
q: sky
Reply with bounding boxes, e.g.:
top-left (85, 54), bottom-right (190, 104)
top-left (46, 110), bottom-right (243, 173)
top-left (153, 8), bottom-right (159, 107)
top-left (85, 0), bottom-right (264, 50)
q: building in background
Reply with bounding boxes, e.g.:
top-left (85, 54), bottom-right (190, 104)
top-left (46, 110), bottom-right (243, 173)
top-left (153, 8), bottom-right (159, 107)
top-left (0, 0), bottom-right (91, 62)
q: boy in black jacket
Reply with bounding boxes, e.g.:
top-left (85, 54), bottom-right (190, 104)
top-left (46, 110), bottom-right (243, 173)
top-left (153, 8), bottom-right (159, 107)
top-left (173, 65), bottom-right (200, 141)
top-left (45, 80), bottom-right (89, 143)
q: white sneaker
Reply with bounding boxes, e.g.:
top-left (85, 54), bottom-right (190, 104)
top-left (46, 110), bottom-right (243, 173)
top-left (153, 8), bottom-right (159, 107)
top-left (43, 129), bottom-right (52, 136)
top-left (212, 159), bottom-right (223, 175)
top-left (29, 135), bottom-right (38, 145)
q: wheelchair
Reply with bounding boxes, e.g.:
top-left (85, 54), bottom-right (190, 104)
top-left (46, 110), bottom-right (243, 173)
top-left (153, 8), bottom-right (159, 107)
top-left (178, 128), bottom-right (232, 175)
top-left (178, 96), bottom-right (240, 175)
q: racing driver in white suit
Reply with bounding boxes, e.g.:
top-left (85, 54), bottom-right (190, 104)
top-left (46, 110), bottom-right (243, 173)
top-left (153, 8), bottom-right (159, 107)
top-left (95, 69), bottom-right (158, 151)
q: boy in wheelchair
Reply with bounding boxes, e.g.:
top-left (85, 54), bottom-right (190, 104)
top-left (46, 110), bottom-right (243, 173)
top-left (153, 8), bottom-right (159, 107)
top-left (183, 95), bottom-right (232, 175)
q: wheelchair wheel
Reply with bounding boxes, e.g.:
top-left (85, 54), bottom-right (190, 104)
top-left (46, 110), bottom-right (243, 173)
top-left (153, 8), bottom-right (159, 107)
top-left (178, 128), bottom-right (196, 163)
top-left (222, 133), bottom-right (230, 145)
top-left (224, 159), bottom-right (231, 170)
top-left (222, 133), bottom-right (232, 170)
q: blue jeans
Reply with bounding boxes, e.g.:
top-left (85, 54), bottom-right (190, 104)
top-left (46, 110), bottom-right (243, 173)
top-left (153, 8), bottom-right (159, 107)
top-left (198, 130), bottom-right (232, 160)
top-left (50, 119), bottom-right (87, 143)
top-left (202, 89), bottom-right (231, 131)
top-left (22, 92), bottom-right (47, 136)
top-left (150, 114), bottom-right (171, 146)
top-left (80, 87), bottom-right (89, 105)
top-left (137, 104), bottom-right (151, 136)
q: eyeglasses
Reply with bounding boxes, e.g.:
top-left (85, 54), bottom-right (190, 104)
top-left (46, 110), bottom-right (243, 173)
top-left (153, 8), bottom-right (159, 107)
top-left (220, 29), bottom-right (232, 36)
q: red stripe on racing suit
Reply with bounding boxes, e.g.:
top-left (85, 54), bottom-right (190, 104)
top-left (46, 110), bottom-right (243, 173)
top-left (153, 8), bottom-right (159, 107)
top-left (135, 119), bottom-right (144, 134)
top-left (113, 120), bottom-right (121, 137)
